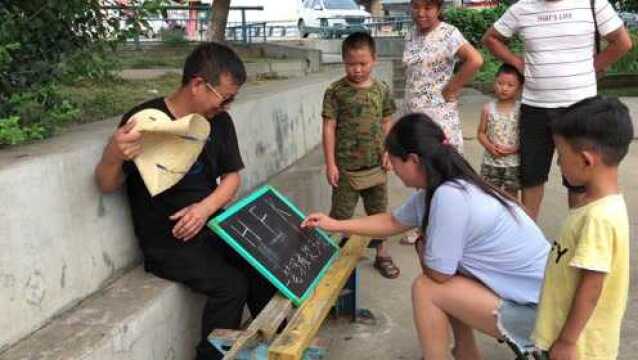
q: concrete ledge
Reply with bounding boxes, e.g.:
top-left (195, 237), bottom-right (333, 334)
top-left (233, 43), bottom-right (322, 74)
top-left (245, 60), bottom-right (309, 79)
top-left (118, 59), bottom-right (310, 81)
top-left (0, 118), bottom-right (141, 350)
top-left (0, 267), bottom-right (205, 360)
top-left (291, 38), bottom-right (405, 59)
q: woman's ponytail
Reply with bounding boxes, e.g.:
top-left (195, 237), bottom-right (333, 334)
top-left (385, 113), bottom-right (519, 233)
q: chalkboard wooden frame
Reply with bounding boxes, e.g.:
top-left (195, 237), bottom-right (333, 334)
top-left (207, 185), bottom-right (339, 306)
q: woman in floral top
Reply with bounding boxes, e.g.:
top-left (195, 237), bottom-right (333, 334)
top-left (402, 0), bottom-right (483, 153)
top-left (398, 0), bottom-right (482, 245)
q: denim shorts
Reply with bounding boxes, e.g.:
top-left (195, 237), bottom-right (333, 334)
top-left (495, 300), bottom-right (538, 355)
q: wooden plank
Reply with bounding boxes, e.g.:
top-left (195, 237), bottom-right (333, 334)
top-left (209, 330), bottom-right (330, 360)
top-left (218, 294), bottom-right (293, 360)
top-left (255, 294), bottom-right (294, 341)
top-left (267, 235), bottom-right (370, 360)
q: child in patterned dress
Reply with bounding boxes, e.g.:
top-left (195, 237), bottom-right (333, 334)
top-left (478, 64), bottom-right (524, 198)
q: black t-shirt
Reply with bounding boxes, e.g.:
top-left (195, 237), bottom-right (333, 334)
top-left (119, 97), bottom-right (244, 258)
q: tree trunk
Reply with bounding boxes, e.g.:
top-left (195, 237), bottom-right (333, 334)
top-left (207, 0), bottom-right (231, 42)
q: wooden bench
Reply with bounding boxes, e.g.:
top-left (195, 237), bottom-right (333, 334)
top-left (209, 235), bottom-right (370, 360)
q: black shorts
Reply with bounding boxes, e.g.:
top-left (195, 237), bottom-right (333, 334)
top-left (519, 104), bottom-right (568, 188)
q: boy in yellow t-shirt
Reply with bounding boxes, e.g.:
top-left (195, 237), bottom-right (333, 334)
top-left (532, 96), bottom-right (633, 360)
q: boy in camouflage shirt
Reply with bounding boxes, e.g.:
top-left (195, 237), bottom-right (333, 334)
top-left (322, 32), bottom-right (399, 279)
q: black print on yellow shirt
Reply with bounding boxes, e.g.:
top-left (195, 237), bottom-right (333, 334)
top-left (551, 241), bottom-right (569, 264)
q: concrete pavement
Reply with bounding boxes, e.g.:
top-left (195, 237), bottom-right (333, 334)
top-left (268, 89), bottom-right (638, 359)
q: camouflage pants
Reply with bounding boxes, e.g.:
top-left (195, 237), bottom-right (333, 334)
top-left (330, 173), bottom-right (388, 221)
top-left (480, 164), bottom-right (521, 193)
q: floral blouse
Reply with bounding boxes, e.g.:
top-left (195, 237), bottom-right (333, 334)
top-left (482, 100), bottom-right (521, 167)
top-left (402, 22), bottom-right (468, 152)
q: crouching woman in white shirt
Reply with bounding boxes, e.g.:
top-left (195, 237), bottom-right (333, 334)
top-left (302, 113), bottom-right (550, 359)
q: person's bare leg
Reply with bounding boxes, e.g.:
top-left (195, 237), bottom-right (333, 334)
top-left (376, 241), bottom-right (388, 257)
top-left (521, 184), bottom-right (544, 221)
top-left (412, 275), bottom-right (501, 360)
top-left (412, 277), bottom-right (451, 359)
top-left (450, 316), bottom-right (482, 360)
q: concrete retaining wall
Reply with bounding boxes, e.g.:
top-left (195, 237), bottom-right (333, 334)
top-left (118, 59), bottom-right (311, 82)
top-left (233, 42), bottom-right (322, 74)
top-left (0, 61), bottom-right (393, 357)
top-left (245, 60), bottom-right (308, 79)
top-left (297, 37), bottom-right (405, 58)
top-left (0, 268), bottom-right (204, 360)
top-left (0, 122), bottom-right (142, 352)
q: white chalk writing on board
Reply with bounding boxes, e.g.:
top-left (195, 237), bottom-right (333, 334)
top-left (219, 190), bottom-right (336, 297)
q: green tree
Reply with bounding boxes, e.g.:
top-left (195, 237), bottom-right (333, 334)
top-left (0, 0), bottom-right (163, 145)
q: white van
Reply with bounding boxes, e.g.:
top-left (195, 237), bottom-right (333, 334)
top-left (298, 0), bottom-right (371, 38)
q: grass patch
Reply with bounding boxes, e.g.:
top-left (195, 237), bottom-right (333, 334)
top-left (59, 69), bottom-right (291, 126)
top-left (59, 73), bottom-right (181, 123)
top-left (113, 45), bottom-right (196, 69)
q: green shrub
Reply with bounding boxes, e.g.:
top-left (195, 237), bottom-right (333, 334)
top-left (609, 30), bottom-right (638, 74)
top-left (445, 5), bottom-right (508, 46)
top-left (160, 27), bottom-right (188, 46)
top-left (0, 0), bottom-right (167, 146)
top-left (444, 4), bottom-right (517, 89)
top-left (57, 48), bottom-right (120, 83)
top-left (0, 117), bottom-right (34, 145)
top-left (0, 83), bottom-right (79, 146)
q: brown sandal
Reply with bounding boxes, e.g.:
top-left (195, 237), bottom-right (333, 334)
top-left (373, 256), bottom-right (400, 279)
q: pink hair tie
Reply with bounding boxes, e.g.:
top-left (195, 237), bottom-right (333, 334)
top-left (442, 138), bottom-right (450, 146)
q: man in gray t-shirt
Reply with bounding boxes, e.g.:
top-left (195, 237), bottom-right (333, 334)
top-left (393, 180), bottom-right (549, 304)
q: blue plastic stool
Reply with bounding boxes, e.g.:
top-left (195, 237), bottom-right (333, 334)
top-left (332, 266), bottom-right (359, 320)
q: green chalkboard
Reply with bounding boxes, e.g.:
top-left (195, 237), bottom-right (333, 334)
top-left (207, 185), bottom-right (339, 305)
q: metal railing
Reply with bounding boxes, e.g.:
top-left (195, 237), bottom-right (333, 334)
top-left (102, 5), bottom-right (416, 44)
top-left (225, 21), bottom-right (300, 43)
top-left (101, 5), bottom-right (264, 44)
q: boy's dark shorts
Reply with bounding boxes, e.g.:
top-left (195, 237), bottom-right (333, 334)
top-left (519, 104), bottom-right (587, 193)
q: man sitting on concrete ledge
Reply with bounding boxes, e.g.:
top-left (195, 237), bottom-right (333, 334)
top-left (94, 42), bottom-right (275, 360)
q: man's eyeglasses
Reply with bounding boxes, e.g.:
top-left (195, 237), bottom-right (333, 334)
top-left (205, 83), bottom-right (235, 107)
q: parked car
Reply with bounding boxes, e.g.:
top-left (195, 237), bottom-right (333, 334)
top-left (298, 0), bottom-right (370, 38)
top-left (619, 11), bottom-right (638, 30)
